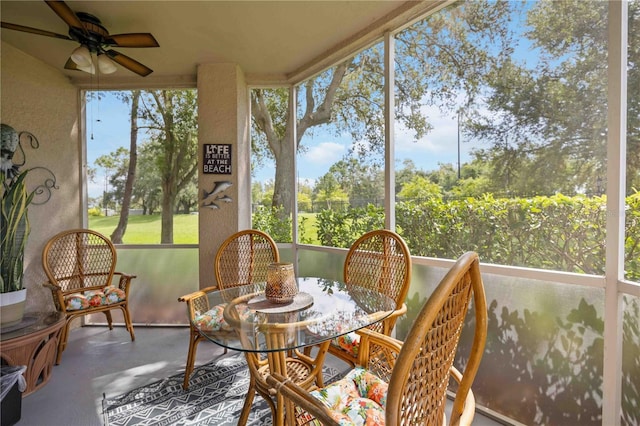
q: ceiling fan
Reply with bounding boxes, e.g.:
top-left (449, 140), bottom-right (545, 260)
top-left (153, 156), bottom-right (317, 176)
top-left (1, 0), bottom-right (159, 77)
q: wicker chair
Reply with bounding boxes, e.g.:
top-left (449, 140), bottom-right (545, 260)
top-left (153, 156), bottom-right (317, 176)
top-left (267, 251), bottom-right (488, 426)
top-left (42, 229), bottom-right (136, 364)
top-left (319, 229), bottom-right (412, 366)
top-left (178, 229), bottom-right (279, 390)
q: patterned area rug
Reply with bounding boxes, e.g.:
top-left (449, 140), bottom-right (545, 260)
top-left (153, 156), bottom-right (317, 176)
top-left (102, 353), bottom-right (341, 426)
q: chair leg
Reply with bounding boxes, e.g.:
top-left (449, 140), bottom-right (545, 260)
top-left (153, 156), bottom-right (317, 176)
top-left (182, 331), bottom-right (200, 390)
top-left (238, 373), bottom-right (256, 426)
top-left (120, 305), bottom-right (135, 341)
top-left (55, 321), bottom-right (70, 365)
top-left (104, 310), bottom-right (114, 329)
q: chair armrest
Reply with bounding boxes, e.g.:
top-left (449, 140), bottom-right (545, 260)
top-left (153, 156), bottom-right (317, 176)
top-left (266, 372), bottom-right (340, 426)
top-left (356, 327), bottom-right (403, 351)
top-left (114, 272), bottom-right (136, 298)
top-left (355, 328), bottom-right (402, 379)
top-left (42, 281), bottom-right (65, 311)
top-left (178, 287), bottom-right (219, 323)
top-left (178, 286), bottom-right (219, 303)
top-left (380, 303), bottom-right (407, 335)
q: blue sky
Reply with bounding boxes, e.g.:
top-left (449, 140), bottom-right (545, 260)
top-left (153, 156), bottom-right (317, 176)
top-left (87, 1), bottom-right (538, 198)
top-left (86, 93), bottom-right (473, 198)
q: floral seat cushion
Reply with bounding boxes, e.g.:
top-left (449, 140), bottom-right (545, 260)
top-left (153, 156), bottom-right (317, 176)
top-left (310, 366), bottom-right (388, 425)
top-left (193, 304), bottom-right (255, 332)
top-left (332, 331), bottom-right (361, 357)
top-left (64, 285), bottom-right (126, 311)
top-left (193, 305), bottom-right (232, 332)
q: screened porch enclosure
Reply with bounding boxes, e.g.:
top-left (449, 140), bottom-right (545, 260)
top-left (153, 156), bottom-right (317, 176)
top-left (80, 1), bottom-right (638, 425)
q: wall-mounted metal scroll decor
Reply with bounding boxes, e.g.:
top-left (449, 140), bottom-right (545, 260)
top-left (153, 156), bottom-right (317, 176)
top-left (1, 123), bottom-right (58, 205)
top-left (201, 180), bottom-right (233, 210)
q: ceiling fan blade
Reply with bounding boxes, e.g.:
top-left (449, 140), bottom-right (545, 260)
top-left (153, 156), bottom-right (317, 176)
top-left (45, 0), bottom-right (87, 34)
top-left (107, 33), bottom-right (159, 48)
top-left (1, 22), bottom-right (72, 40)
top-left (105, 50), bottom-right (153, 77)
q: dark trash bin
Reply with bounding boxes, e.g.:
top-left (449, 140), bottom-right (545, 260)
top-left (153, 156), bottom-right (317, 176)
top-left (1, 365), bottom-right (26, 426)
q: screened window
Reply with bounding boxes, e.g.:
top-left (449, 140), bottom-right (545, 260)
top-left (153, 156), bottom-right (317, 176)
top-left (394, 1), bottom-right (612, 276)
top-left (294, 42), bottom-right (385, 248)
top-left (86, 89), bottom-right (198, 244)
top-left (249, 88), bottom-right (294, 243)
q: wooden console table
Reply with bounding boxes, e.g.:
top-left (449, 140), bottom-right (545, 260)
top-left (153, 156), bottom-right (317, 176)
top-left (0, 311), bottom-right (65, 396)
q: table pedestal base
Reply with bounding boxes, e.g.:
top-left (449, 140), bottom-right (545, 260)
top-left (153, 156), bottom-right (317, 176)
top-left (0, 312), bottom-right (65, 396)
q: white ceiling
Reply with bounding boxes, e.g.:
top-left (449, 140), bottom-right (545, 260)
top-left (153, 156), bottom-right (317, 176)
top-left (1, 1), bottom-right (441, 87)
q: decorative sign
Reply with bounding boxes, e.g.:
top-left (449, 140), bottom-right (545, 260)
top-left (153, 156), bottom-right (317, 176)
top-left (203, 144), bottom-right (232, 174)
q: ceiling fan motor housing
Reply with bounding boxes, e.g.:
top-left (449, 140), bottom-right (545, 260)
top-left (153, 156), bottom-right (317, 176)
top-left (68, 12), bottom-right (109, 52)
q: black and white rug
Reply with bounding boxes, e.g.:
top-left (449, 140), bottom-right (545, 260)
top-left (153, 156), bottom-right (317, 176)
top-left (102, 353), bottom-right (341, 426)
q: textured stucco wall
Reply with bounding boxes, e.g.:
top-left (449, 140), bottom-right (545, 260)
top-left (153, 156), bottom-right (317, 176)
top-left (197, 63), bottom-right (250, 289)
top-left (1, 41), bottom-right (82, 312)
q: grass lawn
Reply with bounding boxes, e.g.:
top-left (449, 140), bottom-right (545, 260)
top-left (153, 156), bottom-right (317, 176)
top-left (89, 213), bottom-right (319, 244)
top-left (89, 214), bottom-right (199, 244)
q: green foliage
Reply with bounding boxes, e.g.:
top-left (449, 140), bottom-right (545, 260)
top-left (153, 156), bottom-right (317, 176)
top-left (316, 204), bottom-right (384, 247)
top-left (1, 170), bottom-right (34, 293)
top-left (626, 191), bottom-right (640, 281)
top-left (396, 175), bottom-right (442, 200)
top-left (87, 207), bottom-right (103, 217)
top-left (316, 193), bottom-right (640, 278)
top-left (251, 205), bottom-right (292, 243)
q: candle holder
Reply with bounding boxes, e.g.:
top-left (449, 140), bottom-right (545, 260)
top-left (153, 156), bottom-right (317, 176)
top-left (265, 262), bottom-right (298, 304)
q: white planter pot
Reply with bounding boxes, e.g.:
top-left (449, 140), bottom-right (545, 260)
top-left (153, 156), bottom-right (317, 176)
top-left (0, 288), bottom-right (27, 327)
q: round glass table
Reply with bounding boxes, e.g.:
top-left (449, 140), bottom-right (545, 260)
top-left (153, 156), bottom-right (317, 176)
top-left (193, 276), bottom-right (396, 425)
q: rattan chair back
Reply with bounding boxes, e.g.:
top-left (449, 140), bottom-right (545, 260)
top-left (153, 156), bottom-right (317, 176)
top-left (385, 251), bottom-right (487, 425)
top-left (214, 229), bottom-right (280, 289)
top-left (43, 229), bottom-right (117, 292)
top-left (343, 229), bottom-right (412, 334)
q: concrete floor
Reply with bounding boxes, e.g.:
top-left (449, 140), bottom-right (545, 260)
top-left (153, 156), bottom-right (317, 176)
top-left (16, 325), bottom-right (506, 426)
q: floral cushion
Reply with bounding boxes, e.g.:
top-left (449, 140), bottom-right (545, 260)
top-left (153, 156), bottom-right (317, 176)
top-left (310, 366), bottom-right (388, 425)
top-left (193, 305), bottom-right (231, 332)
top-left (64, 286), bottom-right (126, 311)
top-left (332, 331), bottom-right (361, 357)
top-left (104, 286), bottom-right (126, 304)
top-left (65, 294), bottom-right (90, 311)
top-left (194, 304), bottom-right (255, 332)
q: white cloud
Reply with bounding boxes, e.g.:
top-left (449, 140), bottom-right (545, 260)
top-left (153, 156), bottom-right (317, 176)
top-left (302, 141), bottom-right (345, 165)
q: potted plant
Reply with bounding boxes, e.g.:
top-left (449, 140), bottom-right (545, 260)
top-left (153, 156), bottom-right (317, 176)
top-left (1, 122), bottom-right (38, 327)
top-left (0, 168), bottom-right (33, 326)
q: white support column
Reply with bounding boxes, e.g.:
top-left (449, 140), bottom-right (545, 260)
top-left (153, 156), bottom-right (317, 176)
top-left (602, 1), bottom-right (627, 424)
top-left (384, 32), bottom-right (396, 230)
top-left (290, 85), bottom-right (299, 274)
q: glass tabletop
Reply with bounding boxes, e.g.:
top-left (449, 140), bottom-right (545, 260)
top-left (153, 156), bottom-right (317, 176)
top-left (194, 276), bottom-right (396, 353)
top-left (0, 311), bottom-right (65, 340)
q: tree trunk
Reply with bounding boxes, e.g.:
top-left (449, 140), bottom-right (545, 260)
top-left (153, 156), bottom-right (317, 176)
top-left (272, 143), bottom-right (294, 218)
top-left (160, 189), bottom-right (174, 243)
top-left (111, 91), bottom-right (139, 244)
top-left (252, 63), bottom-right (348, 216)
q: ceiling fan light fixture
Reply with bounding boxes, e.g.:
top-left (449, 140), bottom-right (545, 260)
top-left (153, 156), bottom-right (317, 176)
top-left (76, 62), bottom-right (95, 74)
top-left (97, 54), bottom-right (117, 74)
top-left (70, 45), bottom-right (93, 67)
